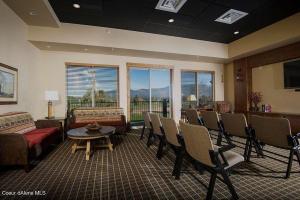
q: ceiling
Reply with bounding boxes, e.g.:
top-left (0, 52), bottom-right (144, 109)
top-left (48, 0), bottom-right (300, 43)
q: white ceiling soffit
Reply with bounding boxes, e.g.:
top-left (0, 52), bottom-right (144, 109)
top-left (30, 41), bottom-right (226, 63)
top-left (155, 0), bottom-right (188, 13)
top-left (215, 9), bottom-right (248, 24)
top-left (3, 0), bottom-right (60, 27)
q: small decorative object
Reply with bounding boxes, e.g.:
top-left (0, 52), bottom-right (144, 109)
top-left (0, 63), bottom-right (18, 104)
top-left (45, 91), bottom-right (59, 119)
top-left (262, 104), bottom-right (265, 112)
top-left (86, 122), bottom-right (102, 132)
top-left (248, 92), bottom-right (263, 112)
top-left (265, 104), bottom-right (272, 113)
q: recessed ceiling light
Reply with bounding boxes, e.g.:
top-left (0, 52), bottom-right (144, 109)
top-left (73, 3), bottom-right (80, 8)
top-left (234, 31), bottom-right (239, 35)
top-left (29, 11), bottom-right (38, 16)
top-left (168, 18), bottom-right (174, 23)
top-left (46, 45), bottom-right (51, 48)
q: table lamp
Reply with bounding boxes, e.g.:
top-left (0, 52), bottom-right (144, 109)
top-left (187, 94), bottom-right (197, 108)
top-left (45, 91), bottom-right (59, 119)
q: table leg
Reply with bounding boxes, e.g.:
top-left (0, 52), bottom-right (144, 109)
top-left (72, 140), bottom-right (78, 154)
top-left (86, 140), bottom-right (91, 160)
top-left (107, 137), bottom-right (113, 151)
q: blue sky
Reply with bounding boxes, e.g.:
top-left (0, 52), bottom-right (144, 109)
top-left (130, 68), bottom-right (170, 90)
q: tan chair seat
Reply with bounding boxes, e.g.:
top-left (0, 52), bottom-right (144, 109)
top-left (214, 145), bottom-right (244, 169)
top-left (223, 151), bottom-right (244, 169)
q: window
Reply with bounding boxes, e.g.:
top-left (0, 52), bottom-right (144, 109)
top-left (66, 65), bottom-right (118, 111)
top-left (181, 71), bottom-right (214, 109)
top-left (128, 65), bottom-right (172, 122)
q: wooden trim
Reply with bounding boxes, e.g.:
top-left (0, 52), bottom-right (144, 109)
top-left (0, 63), bottom-right (18, 72)
top-left (126, 62), bottom-right (173, 69)
top-left (0, 63), bottom-right (18, 105)
top-left (248, 41), bottom-right (300, 68)
top-left (65, 62), bottom-right (119, 68)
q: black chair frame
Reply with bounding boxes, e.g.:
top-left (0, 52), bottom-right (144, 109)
top-left (191, 144), bottom-right (239, 200)
top-left (247, 130), bottom-right (300, 179)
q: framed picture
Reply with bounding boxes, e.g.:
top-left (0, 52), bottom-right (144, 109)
top-left (0, 63), bottom-right (18, 104)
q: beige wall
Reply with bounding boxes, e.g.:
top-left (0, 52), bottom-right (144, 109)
top-left (224, 62), bottom-right (235, 110)
top-left (252, 62), bottom-right (300, 114)
top-left (0, 1), bottom-right (39, 114)
top-left (28, 23), bottom-right (228, 59)
top-left (229, 13), bottom-right (300, 58)
top-left (29, 51), bottom-right (224, 121)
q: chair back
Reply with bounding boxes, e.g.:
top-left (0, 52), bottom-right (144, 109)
top-left (149, 113), bottom-right (163, 135)
top-left (179, 121), bottom-right (214, 167)
top-left (250, 115), bottom-right (292, 149)
top-left (160, 117), bottom-right (181, 147)
top-left (142, 112), bottom-right (151, 129)
top-left (202, 111), bottom-right (220, 130)
top-left (185, 109), bottom-right (200, 125)
top-left (221, 113), bottom-right (248, 138)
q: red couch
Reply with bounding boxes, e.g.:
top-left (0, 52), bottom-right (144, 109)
top-left (0, 112), bottom-right (62, 171)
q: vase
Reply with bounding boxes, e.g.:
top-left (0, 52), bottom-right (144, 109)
top-left (254, 104), bottom-right (259, 112)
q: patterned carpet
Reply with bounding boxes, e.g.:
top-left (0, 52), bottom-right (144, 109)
top-left (0, 129), bottom-right (300, 200)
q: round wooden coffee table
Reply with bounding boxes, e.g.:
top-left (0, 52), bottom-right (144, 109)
top-left (67, 126), bottom-right (115, 160)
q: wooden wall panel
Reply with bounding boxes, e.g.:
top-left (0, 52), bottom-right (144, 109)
top-left (247, 41), bottom-right (300, 68)
top-left (233, 58), bottom-right (248, 113)
top-left (233, 41), bottom-right (300, 113)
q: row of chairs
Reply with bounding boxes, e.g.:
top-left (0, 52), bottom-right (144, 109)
top-left (141, 112), bottom-right (243, 200)
top-left (140, 110), bottom-right (300, 200)
top-left (185, 109), bottom-right (300, 179)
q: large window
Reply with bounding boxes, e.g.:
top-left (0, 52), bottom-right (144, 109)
top-left (181, 71), bottom-right (214, 109)
top-left (66, 64), bottom-right (118, 111)
top-left (128, 66), bottom-right (172, 122)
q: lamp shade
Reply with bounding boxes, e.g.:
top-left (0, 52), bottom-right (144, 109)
top-left (45, 91), bottom-right (59, 101)
top-left (187, 94), bottom-right (197, 101)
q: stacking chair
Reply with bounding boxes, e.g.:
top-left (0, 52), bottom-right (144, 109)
top-left (250, 115), bottom-right (300, 178)
top-left (160, 117), bottom-right (185, 179)
top-left (202, 111), bottom-right (230, 146)
top-left (148, 113), bottom-right (166, 159)
top-left (140, 112), bottom-right (152, 140)
top-left (221, 113), bottom-right (260, 160)
top-left (179, 121), bottom-right (243, 200)
top-left (185, 109), bottom-right (203, 125)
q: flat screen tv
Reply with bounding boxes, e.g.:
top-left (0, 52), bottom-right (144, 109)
top-left (284, 59), bottom-right (300, 89)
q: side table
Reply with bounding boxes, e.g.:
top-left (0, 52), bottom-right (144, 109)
top-left (37, 117), bottom-right (67, 141)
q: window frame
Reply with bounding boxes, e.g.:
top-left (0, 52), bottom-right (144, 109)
top-left (126, 62), bottom-right (174, 121)
top-left (181, 69), bottom-right (215, 108)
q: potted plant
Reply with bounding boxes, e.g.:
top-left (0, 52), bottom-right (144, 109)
top-left (248, 92), bottom-right (262, 112)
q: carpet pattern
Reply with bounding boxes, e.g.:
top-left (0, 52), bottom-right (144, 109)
top-left (0, 129), bottom-right (300, 200)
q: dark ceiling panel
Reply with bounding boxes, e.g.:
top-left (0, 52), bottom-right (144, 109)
top-left (49, 0), bottom-right (300, 43)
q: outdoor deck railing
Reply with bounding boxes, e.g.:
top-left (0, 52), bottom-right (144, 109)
top-left (130, 99), bottom-right (170, 122)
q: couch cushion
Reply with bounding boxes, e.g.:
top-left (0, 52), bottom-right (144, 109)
top-left (0, 112), bottom-right (36, 134)
top-left (24, 127), bottom-right (58, 148)
top-left (73, 107), bottom-right (124, 124)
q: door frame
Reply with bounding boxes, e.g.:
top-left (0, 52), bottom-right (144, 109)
top-left (126, 62), bottom-right (173, 122)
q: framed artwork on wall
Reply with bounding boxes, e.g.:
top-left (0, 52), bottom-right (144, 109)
top-left (0, 63), bottom-right (18, 104)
